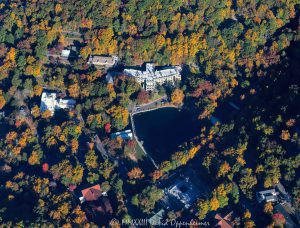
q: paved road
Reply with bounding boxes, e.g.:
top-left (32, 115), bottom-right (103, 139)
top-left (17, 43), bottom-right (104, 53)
top-left (94, 135), bottom-right (109, 159)
top-left (139, 95), bottom-right (167, 107)
top-left (132, 95), bottom-right (169, 113)
top-left (47, 53), bottom-right (61, 58)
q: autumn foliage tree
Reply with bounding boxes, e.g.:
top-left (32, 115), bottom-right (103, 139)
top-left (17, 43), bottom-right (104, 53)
top-left (127, 167), bottom-right (144, 180)
top-left (272, 213), bottom-right (286, 227)
top-left (171, 89), bottom-right (184, 105)
top-left (0, 95), bottom-right (6, 110)
top-left (197, 199), bottom-right (209, 220)
top-left (42, 110), bottom-right (52, 119)
top-left (0, 0), bottom-right (298, 226)
top-left (107, 105), bottom-right (129, 130)
top-left (137, 90), bottom-right (149, 104)
top-left (42, 163), bottom-right (49, 173)
top-left (131, 186), bottom-right (163, 213)
top-left (217, 161), bottom-right (231, 178)
top-left (151, 170), bottom-right (163, 181)
top-left (264, 202), bottom-right (273, 214)
top-left (104, 123), bottom-right (111, 133)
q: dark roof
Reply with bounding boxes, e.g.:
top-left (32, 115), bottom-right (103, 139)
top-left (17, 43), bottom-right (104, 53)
top-left (93, 197), bottom-right (113, 215)
top-left (102, 197), bottom-right (113, 214)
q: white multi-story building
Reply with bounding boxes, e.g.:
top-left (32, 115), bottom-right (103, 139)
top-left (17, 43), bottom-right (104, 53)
top-left (123, 63), bottom-right (181, 91)
top-left (40, 91), bottom-right (76, 115)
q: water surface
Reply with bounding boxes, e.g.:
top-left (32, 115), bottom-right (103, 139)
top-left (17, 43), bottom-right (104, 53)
top-left (133, 108), bottom-right (201, 163)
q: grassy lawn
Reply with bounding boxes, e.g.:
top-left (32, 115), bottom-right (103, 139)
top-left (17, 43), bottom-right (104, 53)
top-left (134, 141), bottom-right (146, 161)
top-left (133, 140), bottom-right (157, 174)
top-left (148, 93), bottom-right (164, 103)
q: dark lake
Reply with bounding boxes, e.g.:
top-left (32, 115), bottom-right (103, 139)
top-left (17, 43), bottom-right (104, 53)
top-left (133, 108), bottom-right (202, 163)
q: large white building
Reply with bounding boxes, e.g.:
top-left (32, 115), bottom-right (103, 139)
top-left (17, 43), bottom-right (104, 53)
top-left (40, 91), bottom-right (76, 115)
top-left (166, 178), bottom-right (199, 209)
top-left (123, 63), bottom-right (181, 91)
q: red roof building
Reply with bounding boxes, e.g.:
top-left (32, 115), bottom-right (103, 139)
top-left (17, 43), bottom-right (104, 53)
top-left (215, 211), bottom-right (234, 228)
top-left (81, 184), bottom-right (102, 202)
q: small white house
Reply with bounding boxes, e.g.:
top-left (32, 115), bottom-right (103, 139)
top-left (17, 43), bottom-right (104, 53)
top-left (61, 50), bottom-right (71, 58)
top-left (111, 130), bottom-right (133, 140)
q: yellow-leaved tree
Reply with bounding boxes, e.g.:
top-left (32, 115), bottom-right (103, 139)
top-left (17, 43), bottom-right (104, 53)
top-left (0, 93), bottom-right (6, 109)
top-left (171, 89), bottom-right (184, 105)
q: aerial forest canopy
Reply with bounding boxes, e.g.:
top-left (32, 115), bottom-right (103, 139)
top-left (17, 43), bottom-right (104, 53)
top-left (0, 0), bottom-right (299, 227)
top-left (0, 0), bottom-right (298, 117)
